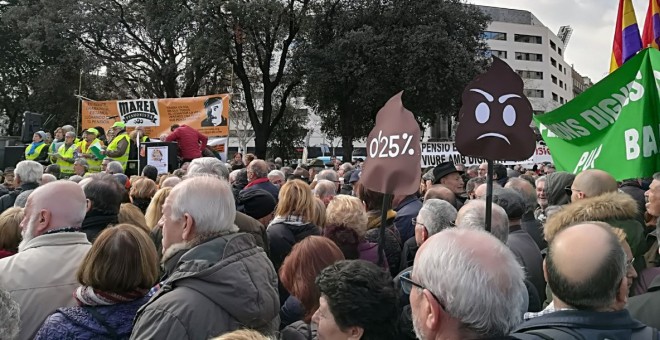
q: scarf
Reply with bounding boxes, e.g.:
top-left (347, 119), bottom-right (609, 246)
top-left (27, 141), bottom-right (44, 156)
top-left (244, 177), bottom-right (270, 189)
top-left (366, 210), bottom-right (397, 230)
top-left (82, 210), bottom-right (119, 231)
top-left (74, 285), bottom-right (148, 306)
top-left (269, 214), bottom-right (307, 227)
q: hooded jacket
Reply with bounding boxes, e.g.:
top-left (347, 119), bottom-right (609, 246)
top-left (130, 232), bottom-right (280, 340)
top-left (544, 191), bottom-right (646, 261)
top-left (366, 210), bottom-right (402, 276)
top-left (544, 172), bottom-right (575, 206)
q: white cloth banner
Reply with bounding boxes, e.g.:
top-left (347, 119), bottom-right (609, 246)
top-left (421, 142), bottom-right (553, 167)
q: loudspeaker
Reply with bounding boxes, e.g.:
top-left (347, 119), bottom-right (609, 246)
top-left (20, 111), bottom-right (43, 143)
top-left (3, 146), bottom-right (24, 169)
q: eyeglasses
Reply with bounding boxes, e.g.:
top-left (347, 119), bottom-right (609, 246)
top-left (627, 257), bottom-right (635, 269)
top-left (412, 217), bottom-right (425, 228)
top-left (400, 271), bottom-right (445, 308)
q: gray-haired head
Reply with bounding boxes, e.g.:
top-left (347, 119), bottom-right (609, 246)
top-left (15, 160), bottom-right (43, 185)
top-left (268, 170), bottom-right (285, 182)
top-left (161, 176), bottom-right (181, 188)
top-left (315, 179), bottom-right (337, 200)
top-left (0, 288), bottom-right (19, 340)
top-left (74, 158), bottom-right (89, 170)
top-left (168, 176), bottom-right (238, 235)
top-left (187, 157), bottom-right (229, 180)
top-left (65, 131), bottom-right (76, 139)
top-left (505, 178), bottom-right (537, 216)
top-left (317, 169), bottom-right (339, 182)
top-left (68, 175), bottom-right (83, 183)
top-left (41, 173), bottom-right (57, 185)
top-left (535, 175), bottom-right (547, 187)
top-left (340, 162), bottom-right (354, 173)
top-left (456, 200), bottom-right (509, 244)
top-left (106, 161), bottom-right (124, 175)
top-left (413, 228), bottom-right (526, 338)
top-left (417, 199), bottom-right (457, 236)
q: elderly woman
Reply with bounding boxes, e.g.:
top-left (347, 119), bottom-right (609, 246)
top-left (35, 224), bottom-right (159, 339)
top-left (24, 131), bottom-right (49, 164)
top-left (312, 260), bottom-right (400, 339)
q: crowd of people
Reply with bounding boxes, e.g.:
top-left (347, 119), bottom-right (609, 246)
top-left (1, 129), bottom-right (660, 339)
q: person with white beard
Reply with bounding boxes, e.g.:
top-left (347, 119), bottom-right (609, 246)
top-left (0, 181), bottom-right (91, 340)
top-left (403, 228), bottom-right (526, 340)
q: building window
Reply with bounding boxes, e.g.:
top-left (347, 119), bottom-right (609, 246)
top-left (558, 47), bottom-right (563, 56)
top-left (484, 31), bottom-right (507, 41)
top-left (517, 70), bottom-right (543, 79)
top-left (550, 41), bottom-right (557, 50)
top-left (551, 58), bottom-right (557, 67)
top-left (560, 97), bottom-right (564, 104)
top-left (524, 89), bottom-right (544, 98)
top-left (551, 75), bottom-right (557, 84)
top-left (552, 93), bottom-right (558, 102)
top-left (491, 50), bottom-right (507, 59)
top-left (514, 34), bottom-right (542, 44)
top-left (515, 52), bottom-right (543, 62)
top-left (559, 80), bottom-right (564, 88)
top-left (559, 64), bottom-right (563, 72)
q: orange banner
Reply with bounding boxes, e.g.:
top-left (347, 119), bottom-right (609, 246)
top-left (81, 94), bottom-right (231, 138)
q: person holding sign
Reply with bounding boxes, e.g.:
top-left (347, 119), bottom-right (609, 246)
top-left (103, 122), bottom-right (130, 171)
top-left (53, 132), bottom-right (79, 177)
top-left (79, 128), bottom-right (104, 173)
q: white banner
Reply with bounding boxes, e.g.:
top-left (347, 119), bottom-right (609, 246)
top-left (147, 146), bottom-right (169, 174)
top-left (421, 142), bottom-right (552, 167)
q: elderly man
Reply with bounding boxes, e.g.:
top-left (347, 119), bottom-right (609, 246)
top-left (337, 162), bottom-right (354, 178)
top-left (41, 174), bottom-right (57, 185)
top-left (0, 181), bottom-right (91, 339)
top-left (534, 176), bottom-right (548, 220)
top-left (78, 127), bottom-right (103, 173)
top-left (456, 199), bottom-right (509, 244)
top-left (184, 156), bottom-right (268, 253)
top-left (424, 185), bottom-right (458, 209)
top-left (306, 158), bottom-right (325, 181)
top-left (315, 179), bottom-right (336, 206)
top-left (400, 199), bottom-right (457, 271)
top-left (106, 160), bottom-right (124, 175)
top-left (268, 170), bottom-right (285, 188)
top-left (53, 131), bottom-right (78, 177)
top-left (102, 122), bottom-right (130, 171)
top-left (407, 228), bottom-right (526, 339)
top-left (241, 159), bottom-right (279, 201)
top-left (80, 173), bottom-right (123, 242)
top-left (317, 169), bottom-right (340, 193)
top-left (131, 176), bottom-right (279, 339)
top-left (73, 158), bottom-right (88, 177)
top-left (0, 160), bottom-right (42, 214)
top-left (238, 189), bottom-right (277, 228)
top-left (466, 165), bottom-right (479, 179)
top-left (166, 124), bottom-right (208, 165)
top-left (513, 222), bottom-right (658, 338)
top-left (432, 162), bottom-right (465, 205)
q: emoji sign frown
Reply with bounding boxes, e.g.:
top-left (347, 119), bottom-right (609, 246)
top-left (455, 57), bottom-right (536, 161)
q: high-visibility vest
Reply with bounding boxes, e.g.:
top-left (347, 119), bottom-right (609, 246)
top-left (24, 143), bottom-right (46, 161)
top-left (57, 144), bottom-right (77, 175)
top-left (80, 138), bottom-right (103, 173)
top-left (107, 133), bottom-right (130, 170)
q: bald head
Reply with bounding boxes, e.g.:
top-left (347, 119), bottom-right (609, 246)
top-left (474, 182), bottom-right (502, 200)
top-left (505, 178), bottom-right (536, 215)
top-left (546, 222), bottom-right (626, 310)
top-left (26, 181), bottom-right (87, 233)
top-left (424, 184), bottom-right (457, 208)
top-left (248, 160), bottom-right (269, 179)
top-left (571, 170), bottom-right (617, 200)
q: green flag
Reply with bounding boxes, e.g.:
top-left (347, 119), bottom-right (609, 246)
top-left (534, 48), bottom-right (660, 180)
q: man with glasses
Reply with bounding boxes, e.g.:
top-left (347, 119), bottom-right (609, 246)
top-left (512, 222), bottom-right (659, 339)
top-left (404, 228), bottom-right (526, 339)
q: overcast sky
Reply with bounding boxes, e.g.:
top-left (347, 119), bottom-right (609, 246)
top-left (469, 0), bottom-right (650, 82)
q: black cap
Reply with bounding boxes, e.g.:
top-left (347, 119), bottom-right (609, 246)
top-left (432, 162), bottom-right (463, 184)
top-left (238, 189), bottom-right (277, 220)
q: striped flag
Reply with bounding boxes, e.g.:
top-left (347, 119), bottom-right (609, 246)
top-left (610, 0), bottom-right (643, 72)
top-left (643, 0), bottom-right (660, 48)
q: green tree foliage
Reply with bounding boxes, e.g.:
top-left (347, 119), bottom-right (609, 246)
top-left (267, 107), bottom-right (308, 161)
top-left (300, 0), bottom-right (490, 159)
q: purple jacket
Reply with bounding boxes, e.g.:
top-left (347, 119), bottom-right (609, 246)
top-left (35, 295), bottom-right (150, 340)
top-left (358, 241), bottom-right (389, 270)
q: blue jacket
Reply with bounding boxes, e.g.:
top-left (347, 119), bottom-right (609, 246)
top-left (393, 195), bottom-right (422, 242)
top-left (35, 296), bottom-right (150, 340)
top-left (241, 179), bottom-right (280, 202)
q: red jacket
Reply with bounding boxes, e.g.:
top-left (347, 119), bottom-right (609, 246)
top-left (165, 125), bottom-right (208, 160)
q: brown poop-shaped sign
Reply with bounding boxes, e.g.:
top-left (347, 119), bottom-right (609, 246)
top-left (361, 92), bottom-right (421, 195)
top-left (455, 57), bottom-right (536, 161)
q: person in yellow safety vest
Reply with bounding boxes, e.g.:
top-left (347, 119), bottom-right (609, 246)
top-left (79, 128), bottom-right (104, 173)
top-left (53, 131), bottom-right (79, 177)
top-left (103, 122), bottom-right (130, 171)
top-left (60, 124), bottom-right (82, 147)
top-left (48, 127), bottom-right (65, 164)
top-left (24, 131), bottom-right (49, 164)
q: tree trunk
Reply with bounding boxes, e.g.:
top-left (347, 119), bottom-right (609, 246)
top-left (254, 126), bottom-right (268, 159)
top-left (342, 134), bottom-right (353, 161)
top-left (340, 103), bottom-right (354, 161)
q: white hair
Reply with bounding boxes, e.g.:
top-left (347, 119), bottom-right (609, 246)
top-left (15, 160), bottom-right (43, 184)
top-left (68, 175), bottom-right (83, 183)
top-left (229, 169), bottom-right (241, 183)
top-left (315, 180), bottom-right (336, 199)
top-left (456, 200), bottom-right (509, 244)
top-left (340, 162), bottom-right (354, 172)
top-left (317, 170), bottom-right (338, 182)
top-left (268, 170), bottom-right (284, 181)
top-left (169, 176), bottom-right (238, 234)
top-left (106, 161), bottom-right (124, 175)
top-left (535, 175), bottom-right (546, 187)
top-left (187, 157), bottom-right (229, 180)
top-left (414, 228), bottom-right (526, 337)
top-left (418, 199), bottom-right (457, 236)
top-left (0, 288), bottom-right (19, 340)
top-left (65, 131), bottom-right (76, 138)
top-left (41, 174), bottom-right (57, 184)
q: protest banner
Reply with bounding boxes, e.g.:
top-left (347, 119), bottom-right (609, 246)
top-left (420, 142), bottom-right (552, 168)
top-left (81, 94), bottom-right (231, 138)
top-left (535, 48), bottom-right (660, 180)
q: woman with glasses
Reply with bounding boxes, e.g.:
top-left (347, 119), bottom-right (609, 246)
top-left (312, 260), bottom-right (399, 340)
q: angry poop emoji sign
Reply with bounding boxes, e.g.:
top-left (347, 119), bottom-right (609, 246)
top-left (455, 57), bottom-right (536, 161)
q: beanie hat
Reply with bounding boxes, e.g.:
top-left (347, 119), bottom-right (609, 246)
top-left (238, 189), bottom-right (277, 220)
top-left (35, 131), bottom-right (47, 140)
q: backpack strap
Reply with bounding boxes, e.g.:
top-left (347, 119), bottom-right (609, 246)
top-left (84, 306), bottom-right (120, 340)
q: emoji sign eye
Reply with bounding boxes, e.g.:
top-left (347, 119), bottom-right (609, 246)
top-left (475, 102), bottom-right (490, 124)
top-left (503, 105), bottom-right (516, 126)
